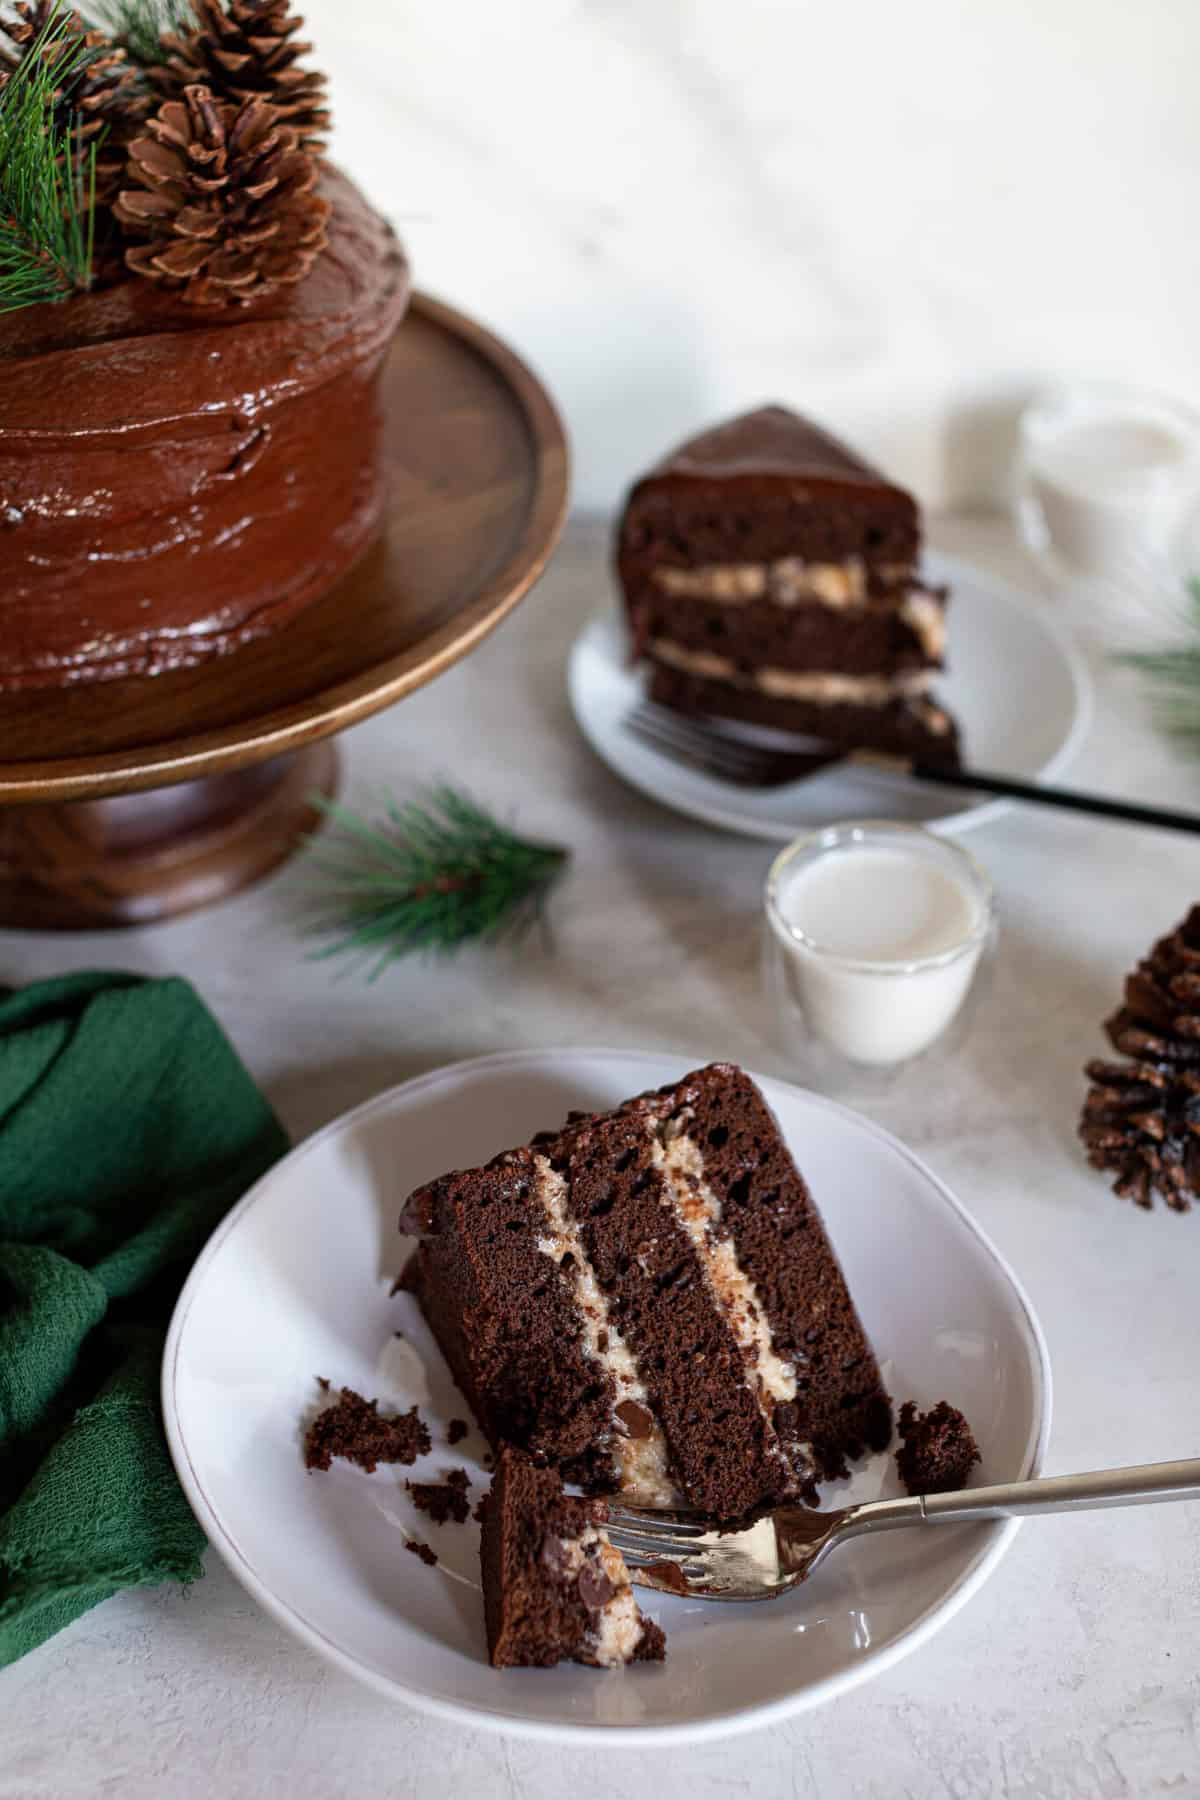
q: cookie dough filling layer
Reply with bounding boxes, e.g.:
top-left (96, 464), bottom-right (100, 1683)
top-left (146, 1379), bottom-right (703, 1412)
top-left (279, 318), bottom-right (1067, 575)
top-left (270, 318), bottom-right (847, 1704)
top-left (532, 1155), bottom-right (677, 1506)
top-left (649, 639), bottom-right (936, 705)
top-left (646, 1118), bottom-right (813, 1485)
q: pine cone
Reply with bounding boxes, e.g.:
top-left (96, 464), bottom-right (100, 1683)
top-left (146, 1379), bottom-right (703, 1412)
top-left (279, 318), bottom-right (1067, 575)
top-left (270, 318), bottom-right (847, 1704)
top-left (1079, 905), bottom-right (1200, 1211)
top-left (114, 84), bottom-right (329, 306)
top-left (0, 2), bottom-right (151, 208)
top-left (152, 0), bottom-right (329, 150)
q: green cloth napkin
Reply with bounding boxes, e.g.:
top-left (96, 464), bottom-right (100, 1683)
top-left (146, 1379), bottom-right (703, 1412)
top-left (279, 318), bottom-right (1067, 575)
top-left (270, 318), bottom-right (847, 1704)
top-left (0, 972), bottom-right (288, 1667)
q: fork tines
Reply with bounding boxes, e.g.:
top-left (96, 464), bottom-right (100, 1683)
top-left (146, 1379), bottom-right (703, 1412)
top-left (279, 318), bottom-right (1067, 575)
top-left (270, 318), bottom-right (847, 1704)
top-left (624, 700), bottom-right (845, 789)
top-left (604, 1506), bottom-right (712, 1551)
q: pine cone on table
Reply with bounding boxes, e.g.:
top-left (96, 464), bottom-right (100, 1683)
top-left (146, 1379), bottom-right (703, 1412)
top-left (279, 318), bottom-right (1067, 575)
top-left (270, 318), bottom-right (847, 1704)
top-left (1080, 905), bottom-right (1200, 1212)
top-left (151, 0), bottom-right (329, 150)
top-left (114, 84), bottom-right (329, 306)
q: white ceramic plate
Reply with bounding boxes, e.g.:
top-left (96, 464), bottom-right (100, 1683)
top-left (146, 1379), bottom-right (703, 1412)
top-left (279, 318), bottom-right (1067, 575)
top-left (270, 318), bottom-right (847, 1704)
top-left (163, 1049), bottom-right (1050, 1745)
top-left (567, 551), bottom-right (1092, 839)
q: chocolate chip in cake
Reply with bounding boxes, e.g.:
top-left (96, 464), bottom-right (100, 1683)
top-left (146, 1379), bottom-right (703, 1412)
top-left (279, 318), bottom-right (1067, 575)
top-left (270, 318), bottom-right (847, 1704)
top-left (614, 1399), bottom-right (654, 1440)
top-left (577, 1563), bottom-right (616, 1612)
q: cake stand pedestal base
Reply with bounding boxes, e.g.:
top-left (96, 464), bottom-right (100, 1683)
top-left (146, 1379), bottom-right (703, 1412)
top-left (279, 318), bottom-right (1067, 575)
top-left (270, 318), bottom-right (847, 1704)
top-left (0, 741), bottom-right (338, 931)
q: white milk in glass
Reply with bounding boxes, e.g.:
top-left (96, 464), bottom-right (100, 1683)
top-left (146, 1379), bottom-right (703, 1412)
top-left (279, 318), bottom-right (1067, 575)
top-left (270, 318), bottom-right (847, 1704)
top-left (1020, 385), bottom-right (1200, 581)
top-left (769, 835), bottom-right (989, 1066)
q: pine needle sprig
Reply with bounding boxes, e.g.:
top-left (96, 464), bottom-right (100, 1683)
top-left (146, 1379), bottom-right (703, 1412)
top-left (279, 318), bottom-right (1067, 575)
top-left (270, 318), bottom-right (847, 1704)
top-left (82, 0), bottom-right (190, 65)
top-left (1116, 574), bottom-right (1200, 748)
top-left (301, 787), bottom-right (571, 978)
top-left (0, 9), bottom-right (100, 311)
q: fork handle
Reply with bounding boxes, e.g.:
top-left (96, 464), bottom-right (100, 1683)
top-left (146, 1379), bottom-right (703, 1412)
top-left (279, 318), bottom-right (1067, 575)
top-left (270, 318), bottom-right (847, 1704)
top-left (839, 1457), bottom-right (1200, 1537)
top-left (919, 1457), bottom-right (1200, 1522)
top-left (907, 762), bottom-right (1200, 838)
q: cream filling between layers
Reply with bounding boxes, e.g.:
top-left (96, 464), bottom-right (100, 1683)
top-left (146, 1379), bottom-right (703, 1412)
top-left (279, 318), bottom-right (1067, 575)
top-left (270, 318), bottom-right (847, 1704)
top-left (555, 1528), bottom-right (646, 1668)
top-left (650, 561), bottom-right (946, 661)
top-left (646, 1126), bottom-right (798, 1408)
top-left (532, 1155), bottom-right (677, 1506)
top-left (652, 558), bottom-right (878, 607)
top-left (649, 638), bottom-right (935, 705)
top-left (899, 590), bottom-right (947, 661)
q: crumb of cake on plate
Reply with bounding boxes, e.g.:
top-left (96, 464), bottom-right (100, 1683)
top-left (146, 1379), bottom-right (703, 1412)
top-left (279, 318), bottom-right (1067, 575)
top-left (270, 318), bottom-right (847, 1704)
top-left (407, 1470), bottom-right (472, 1525)
top-left (303, 1383), bottom-right (430, 1473)
top-left (895, 1400), bottom-right (981, 1494)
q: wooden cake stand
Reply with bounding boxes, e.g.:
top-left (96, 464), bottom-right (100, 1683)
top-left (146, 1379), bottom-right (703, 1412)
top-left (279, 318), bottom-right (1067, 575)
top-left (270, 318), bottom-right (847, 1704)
top-left (0, 294), bottom-right (569, 929)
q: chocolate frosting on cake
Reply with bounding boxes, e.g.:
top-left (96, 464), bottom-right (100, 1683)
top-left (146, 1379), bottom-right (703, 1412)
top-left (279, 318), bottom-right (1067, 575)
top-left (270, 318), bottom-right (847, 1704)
top-left (0, 165), bottom-right (410, 689)
top-left (633, 403), bottom-right (916, 514)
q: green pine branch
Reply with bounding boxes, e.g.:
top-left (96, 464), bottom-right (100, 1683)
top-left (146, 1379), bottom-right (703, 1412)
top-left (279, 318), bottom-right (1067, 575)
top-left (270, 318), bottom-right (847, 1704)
top-left (82, 0), bottom-right (192, 65)
top-left (1116, 574), bottom-right (1200, 747)
top-left (0, 8), bottom-right (100, 312)
top-left (300, 786), bottom-right (571, 979)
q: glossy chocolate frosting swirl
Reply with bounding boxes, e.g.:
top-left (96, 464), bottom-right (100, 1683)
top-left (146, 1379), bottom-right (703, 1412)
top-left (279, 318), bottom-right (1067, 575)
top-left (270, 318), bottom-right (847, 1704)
top-left (0, 166), bottom-right (410, 688)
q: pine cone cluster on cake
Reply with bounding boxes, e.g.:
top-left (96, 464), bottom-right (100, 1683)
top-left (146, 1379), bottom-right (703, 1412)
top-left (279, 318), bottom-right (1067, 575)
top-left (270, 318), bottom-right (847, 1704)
top-left (0, 1), bottom-right (150, 212)
top-left (152, 0), bottom-right (329, 149)
top-left (0, 0), bottom-right (330, 306)
top-left (1079, 906), bottom-right (1200, 1212)
top-left (0, 0), bottom-right (411, 698)
top-left (115, 84), bottom-right (328, 305)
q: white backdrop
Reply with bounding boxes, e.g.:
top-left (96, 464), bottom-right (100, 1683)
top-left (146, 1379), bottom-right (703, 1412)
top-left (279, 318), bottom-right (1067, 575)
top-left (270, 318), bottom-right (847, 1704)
top-left (308, 0), bottom-right (1200, 512)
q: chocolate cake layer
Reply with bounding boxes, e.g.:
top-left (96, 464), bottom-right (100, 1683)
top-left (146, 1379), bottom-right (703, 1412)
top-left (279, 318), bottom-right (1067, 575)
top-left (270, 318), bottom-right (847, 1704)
top-left (541, 1085), bottom-right (799, 1521)
top-left (401, 1063), bottom-right (891, 1523)
top-left (0, 166), bottom-right (409, 689)
top-left (617, 407), bottom-right (919, 573)
top-left (481, 1449), bottom-right (665, 1669)
top-left (648, 663), bottom-right (961, 765)
top-left (652, 1067), bottom-right (892, 1478)
top-left (401, 1157), bottom-right (620, 1491)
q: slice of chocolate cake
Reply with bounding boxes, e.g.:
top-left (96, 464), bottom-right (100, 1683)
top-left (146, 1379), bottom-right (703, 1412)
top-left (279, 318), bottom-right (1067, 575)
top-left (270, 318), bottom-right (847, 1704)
top-left (401, 1064), bottom-right (891, 1524)
top-left (616, 406), bottom-right (960, 763)
top-left (480, 1448), bottom-right (665, 1668)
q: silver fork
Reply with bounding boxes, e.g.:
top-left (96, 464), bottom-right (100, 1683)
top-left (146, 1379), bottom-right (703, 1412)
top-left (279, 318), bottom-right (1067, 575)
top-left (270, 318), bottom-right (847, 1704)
top-left (605, 1458), bottom-right (1200, 1601)
top-left (625, 699), bottom-right (843, 789)
top-left (623, 698), bottom-right (1200, 836)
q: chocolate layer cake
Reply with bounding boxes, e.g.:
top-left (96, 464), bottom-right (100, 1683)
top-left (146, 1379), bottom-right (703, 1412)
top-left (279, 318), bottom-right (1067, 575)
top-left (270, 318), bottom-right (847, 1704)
top-left (0, 167), bottom-right (408, 689)
top-left (401, 1063), bottom-right (891, 1524)
top-left (616, 406), bottom-right (960, 762)
top-left (480, 1448), bottom-right (665, 1669)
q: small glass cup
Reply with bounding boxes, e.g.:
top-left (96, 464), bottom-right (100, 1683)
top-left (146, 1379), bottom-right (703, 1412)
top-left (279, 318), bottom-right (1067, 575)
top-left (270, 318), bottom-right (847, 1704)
top-left (1016, 381), bottom-right (1200, 599)
top-left (763, 821), bottom-right (996, 1091)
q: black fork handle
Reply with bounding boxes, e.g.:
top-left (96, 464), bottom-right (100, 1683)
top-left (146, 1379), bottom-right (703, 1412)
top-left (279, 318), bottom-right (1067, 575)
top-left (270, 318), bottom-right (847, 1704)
top-left (912, 762), bottom-right (1200, 837)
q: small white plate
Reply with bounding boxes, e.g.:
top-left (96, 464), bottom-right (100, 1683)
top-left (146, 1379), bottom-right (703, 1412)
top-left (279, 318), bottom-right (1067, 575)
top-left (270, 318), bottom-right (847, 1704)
top-left (567, 551), bottom-right (1092, 840)
top-left (163, 1050), bottom-right (1050, 1745)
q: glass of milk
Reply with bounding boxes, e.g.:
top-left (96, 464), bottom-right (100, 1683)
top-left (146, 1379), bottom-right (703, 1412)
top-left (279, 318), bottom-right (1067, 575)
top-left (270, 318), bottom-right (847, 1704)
top-left (1017, 382), bottom-right (1200, 599)
top-left (763, 821), bottom-right (995, 1081)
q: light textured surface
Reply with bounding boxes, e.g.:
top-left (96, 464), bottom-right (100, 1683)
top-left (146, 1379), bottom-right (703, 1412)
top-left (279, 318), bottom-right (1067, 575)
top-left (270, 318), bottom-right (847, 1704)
top-left (4, 515), bottom-right (1200, 1796)
top-left (308, 0), bottom-right (1200, 511)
